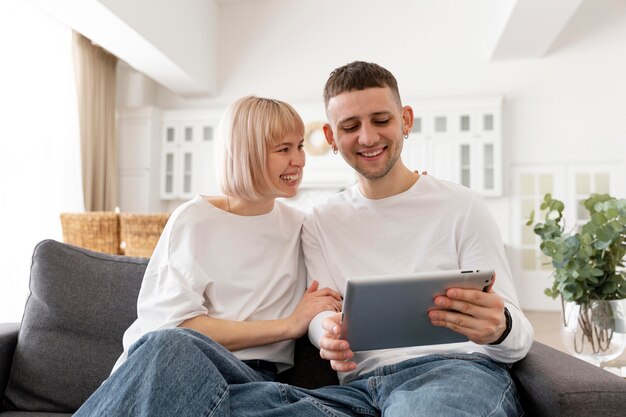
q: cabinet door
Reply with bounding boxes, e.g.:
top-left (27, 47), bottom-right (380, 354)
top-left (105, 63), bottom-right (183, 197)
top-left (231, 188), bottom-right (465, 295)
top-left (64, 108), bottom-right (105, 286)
top-left (481, 141), bottom-right (499, 194)
top-left (429, 111), bottom-right (451, 140)
top-left (180, 150), bottom-right (194, 199)
top-left (459, 142), bottom-right (472, 188)
top-left (161, 148), bottom-right (178, 199)
top-left (161, 122), bottom-right (179, 199)
top-left (452, 107), bottom-right (501, 194)
top-left (161, 119), bottom-right (218, 200)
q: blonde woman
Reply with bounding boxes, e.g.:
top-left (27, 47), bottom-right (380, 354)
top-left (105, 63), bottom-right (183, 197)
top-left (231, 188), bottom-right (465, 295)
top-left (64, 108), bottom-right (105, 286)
top-left (75, 96), bottom-right (342, 417)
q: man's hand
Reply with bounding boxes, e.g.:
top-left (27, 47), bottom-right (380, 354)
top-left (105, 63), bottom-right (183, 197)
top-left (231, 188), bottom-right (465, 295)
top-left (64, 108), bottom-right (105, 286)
top-left (318, 313), bottom-right (357, 372)
top-left (428, 274), bottom-right (507, 345)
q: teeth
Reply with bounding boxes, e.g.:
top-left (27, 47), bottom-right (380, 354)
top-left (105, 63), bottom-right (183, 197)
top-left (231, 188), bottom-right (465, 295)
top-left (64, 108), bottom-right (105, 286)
top-left (280, 174), bottom-right (299, 181)
top-left (361, 149), bottom-right (383, 157)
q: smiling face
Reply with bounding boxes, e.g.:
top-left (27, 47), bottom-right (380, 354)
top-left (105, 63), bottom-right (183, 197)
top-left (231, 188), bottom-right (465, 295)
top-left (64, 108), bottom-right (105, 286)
top-left (324, 87), bottom-right (413, 182)
top-left (218, 96), bottom-right (306, 202)
top-left (266, 133), bottom-right (305, 199)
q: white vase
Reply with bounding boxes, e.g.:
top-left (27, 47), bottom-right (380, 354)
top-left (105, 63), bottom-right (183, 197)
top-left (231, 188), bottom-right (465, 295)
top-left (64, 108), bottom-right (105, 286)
top-left (560, 299), bottom-right (626, 366)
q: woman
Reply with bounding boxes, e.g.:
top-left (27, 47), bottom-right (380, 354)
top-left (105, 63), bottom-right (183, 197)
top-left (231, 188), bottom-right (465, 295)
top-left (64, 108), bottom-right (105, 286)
top-left (75, 96), bottom-right (342, 416)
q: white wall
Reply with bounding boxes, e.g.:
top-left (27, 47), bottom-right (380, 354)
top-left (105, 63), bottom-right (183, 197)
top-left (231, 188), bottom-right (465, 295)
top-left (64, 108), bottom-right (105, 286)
top-left (31, 0), bottom-right (218, 95)
top-left (117, 0), bottom-right (626, 310)
top-left (146, 0), bottom-right (626, 210)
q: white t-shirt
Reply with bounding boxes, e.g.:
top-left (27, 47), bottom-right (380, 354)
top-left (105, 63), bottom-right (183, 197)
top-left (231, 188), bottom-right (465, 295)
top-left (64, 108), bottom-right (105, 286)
top-left (303, 175), bottom-right (534, 384)
top-left (112, 195), bottom-right (306, 373)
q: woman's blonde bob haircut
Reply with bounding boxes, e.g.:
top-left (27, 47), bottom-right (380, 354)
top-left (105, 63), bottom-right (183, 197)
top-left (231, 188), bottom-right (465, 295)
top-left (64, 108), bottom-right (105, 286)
top-left (215, 96), bottom-right (305, 201)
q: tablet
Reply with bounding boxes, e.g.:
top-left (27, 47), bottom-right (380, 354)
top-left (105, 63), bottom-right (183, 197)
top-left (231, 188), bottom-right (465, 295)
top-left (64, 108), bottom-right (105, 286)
top-left (340, 269), bottom-right (494, 351)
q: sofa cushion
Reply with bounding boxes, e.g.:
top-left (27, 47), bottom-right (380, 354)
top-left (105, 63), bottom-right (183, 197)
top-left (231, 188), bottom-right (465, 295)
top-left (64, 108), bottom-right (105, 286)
top-left (2, 240), bottom-right (148, 413)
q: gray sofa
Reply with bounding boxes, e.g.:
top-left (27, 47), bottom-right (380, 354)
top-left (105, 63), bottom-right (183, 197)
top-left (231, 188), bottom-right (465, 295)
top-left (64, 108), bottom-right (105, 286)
top-left (1, 240), bottom-right (625, 416)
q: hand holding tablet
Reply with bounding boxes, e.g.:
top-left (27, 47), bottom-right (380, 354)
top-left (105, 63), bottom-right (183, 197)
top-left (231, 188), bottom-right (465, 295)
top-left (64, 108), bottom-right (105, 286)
top-left (339, 269), bottom-right (495, 351)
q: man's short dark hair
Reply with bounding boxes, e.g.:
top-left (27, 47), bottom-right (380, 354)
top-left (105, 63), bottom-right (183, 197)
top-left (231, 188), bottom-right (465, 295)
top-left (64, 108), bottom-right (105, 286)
top-left (323, 61), bottom-right (402, 109)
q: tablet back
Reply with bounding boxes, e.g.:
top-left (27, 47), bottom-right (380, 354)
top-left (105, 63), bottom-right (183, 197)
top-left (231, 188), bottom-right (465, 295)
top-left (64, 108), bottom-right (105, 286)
top-left (340, 269), bottom-right (494, 351)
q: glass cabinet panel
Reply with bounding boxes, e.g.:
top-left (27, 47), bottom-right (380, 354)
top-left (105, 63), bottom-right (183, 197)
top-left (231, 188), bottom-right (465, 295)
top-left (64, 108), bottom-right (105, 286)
top-left (203, 126), bottom-right (213, 141)
top-left (483, 114), bottom-right (494, 131)
top-left (166, 127), bottom-right (175, 143)
top-left (483, 144), bottom-right (494, 190)
top-left (183, 153), bottom-right (193, 193)
top-left (411, 117), bottom-right (422, 133)
top-left (165, 153), bottom-right (174, 193)
top-left (460, 144), bottom-right (470, 187)
top-left (184, 126), bottom-right (193, 142)
top-left (575, 173), bottom-right (590, 194)
top-left (539, 174), bottom-right (553, 195)
top-left (595, 173), bottom-right (610, 193)
top-left (434, 116), bottom-right (447, 133)
top-left (460, 115), bottom-right (470, 132)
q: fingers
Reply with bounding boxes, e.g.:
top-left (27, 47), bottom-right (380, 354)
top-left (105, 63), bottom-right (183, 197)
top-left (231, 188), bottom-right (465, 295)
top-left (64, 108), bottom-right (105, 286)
top-left (428, 308), bottom-right (487, 332)
top-left (330, 359), bottom-right (358, 372)
top-left (429, 309), bottom-right (505, 344)
top-left (432, 289), bottom-right (504, 322)
top-left (429, 289), bottom-right (506, 344)
top-left (321, 314), bottom-right (342, 332)
top-left (319, 331), bottom-right (357, 372)
top-left (324, 299), bottom-right (342, 313)
top-left (313, 287), bottom-right (343, 301)
top-left (306, 280), bottom-right (319, 293)
top-left (442, 288), bottom-right (501, 309)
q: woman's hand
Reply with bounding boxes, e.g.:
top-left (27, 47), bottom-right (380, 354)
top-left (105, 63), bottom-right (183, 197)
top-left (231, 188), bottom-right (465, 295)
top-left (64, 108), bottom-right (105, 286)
top-left (287, 281), bottom-right (342, 339)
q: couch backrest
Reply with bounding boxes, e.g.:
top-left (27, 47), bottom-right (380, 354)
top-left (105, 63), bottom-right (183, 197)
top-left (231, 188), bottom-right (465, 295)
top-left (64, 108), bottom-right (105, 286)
top-left (2, 240), bottom-right (148, 413)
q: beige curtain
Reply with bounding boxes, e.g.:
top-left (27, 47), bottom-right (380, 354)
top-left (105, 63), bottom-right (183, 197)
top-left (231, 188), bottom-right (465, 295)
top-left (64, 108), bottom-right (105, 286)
top-left (72, 32), bottom-right (118, 211)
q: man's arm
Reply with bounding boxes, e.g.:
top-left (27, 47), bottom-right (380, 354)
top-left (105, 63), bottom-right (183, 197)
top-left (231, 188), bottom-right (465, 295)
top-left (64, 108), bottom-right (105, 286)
top-left (301, 214), bottom-right (345, 351)
top-left (428, 196), bottom-right (534, 361)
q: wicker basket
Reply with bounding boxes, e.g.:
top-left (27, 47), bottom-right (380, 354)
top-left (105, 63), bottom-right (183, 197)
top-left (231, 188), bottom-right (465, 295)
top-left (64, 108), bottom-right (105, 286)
top-left (60, 212), bottom-right (122, 255)
top-left (119, 213), bottom-right (170, 258)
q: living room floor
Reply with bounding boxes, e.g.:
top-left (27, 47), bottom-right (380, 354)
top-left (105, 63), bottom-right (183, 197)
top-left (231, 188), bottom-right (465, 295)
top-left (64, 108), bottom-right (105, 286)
top-left (525, 310), bottom-right (626, 374)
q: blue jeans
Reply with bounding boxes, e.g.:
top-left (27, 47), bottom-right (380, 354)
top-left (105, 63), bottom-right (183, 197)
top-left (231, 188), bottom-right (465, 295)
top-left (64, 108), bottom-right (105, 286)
top-left (75, 329), bottom-right (523, 417)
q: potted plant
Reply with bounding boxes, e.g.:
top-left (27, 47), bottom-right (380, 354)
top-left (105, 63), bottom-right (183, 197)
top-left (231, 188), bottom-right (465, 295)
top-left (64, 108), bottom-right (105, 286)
top-left (527, 193), bottom-right (626, 364)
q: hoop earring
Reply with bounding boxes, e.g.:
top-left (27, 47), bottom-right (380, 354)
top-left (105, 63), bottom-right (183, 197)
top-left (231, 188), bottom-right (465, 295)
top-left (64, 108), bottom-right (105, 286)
top-left (333, 147), bottom-right (338, 155)
top-left (403, 133), bottom-right (409, 140)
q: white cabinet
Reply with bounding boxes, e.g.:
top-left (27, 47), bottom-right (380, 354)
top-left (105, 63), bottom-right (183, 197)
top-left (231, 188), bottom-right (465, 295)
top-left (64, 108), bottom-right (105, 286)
top-left (161, 114), bottom-right (219, 200)
top-left (403, 97), bottom-right (502, 196)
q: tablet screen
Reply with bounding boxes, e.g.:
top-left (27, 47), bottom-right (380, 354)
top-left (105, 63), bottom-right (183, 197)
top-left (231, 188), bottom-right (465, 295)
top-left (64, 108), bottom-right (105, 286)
top-left (340, 269), bottom-right (494, 351)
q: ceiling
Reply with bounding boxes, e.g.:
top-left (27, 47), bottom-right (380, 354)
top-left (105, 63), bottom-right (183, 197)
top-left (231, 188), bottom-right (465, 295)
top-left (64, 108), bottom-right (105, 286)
top-left (31, 0), bottom-right (585, 97)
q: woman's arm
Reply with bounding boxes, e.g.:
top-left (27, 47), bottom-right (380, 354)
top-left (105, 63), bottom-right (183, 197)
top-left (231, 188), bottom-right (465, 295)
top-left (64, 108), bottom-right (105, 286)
top-left (178, 281), bottom-right (342, 351)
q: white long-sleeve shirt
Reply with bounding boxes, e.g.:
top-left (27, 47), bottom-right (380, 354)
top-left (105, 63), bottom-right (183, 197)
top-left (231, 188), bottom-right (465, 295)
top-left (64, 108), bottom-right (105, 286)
top-left (112, 195), bottom-right (306, 373)
top-left (303, 175), bottom-right (534, 384)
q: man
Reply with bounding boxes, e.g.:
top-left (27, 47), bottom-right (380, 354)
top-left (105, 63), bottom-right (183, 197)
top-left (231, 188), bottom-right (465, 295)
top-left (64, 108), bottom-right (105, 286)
top-left (300, 61), bottom-right (533, 416)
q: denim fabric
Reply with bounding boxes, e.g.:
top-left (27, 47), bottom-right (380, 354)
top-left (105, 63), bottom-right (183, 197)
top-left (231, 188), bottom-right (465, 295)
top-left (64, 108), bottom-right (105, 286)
top-left (231, 353), bottom-right (522, 417)
top-left (75, 329), bottom-right (522, 417)
top-left (74, 328), bottom-right (276, 417)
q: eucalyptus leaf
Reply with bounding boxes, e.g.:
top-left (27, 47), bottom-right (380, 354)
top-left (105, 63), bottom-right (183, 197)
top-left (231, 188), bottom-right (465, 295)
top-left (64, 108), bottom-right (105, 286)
top-left (527, 193), bottom-right (626, 304)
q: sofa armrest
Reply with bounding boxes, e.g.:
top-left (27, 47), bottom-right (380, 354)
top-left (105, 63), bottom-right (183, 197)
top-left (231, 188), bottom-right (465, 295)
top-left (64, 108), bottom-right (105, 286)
top-left (0, 323), bottom-right (20, 397)
top-left (512, 341), bottom-right (626, 417)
